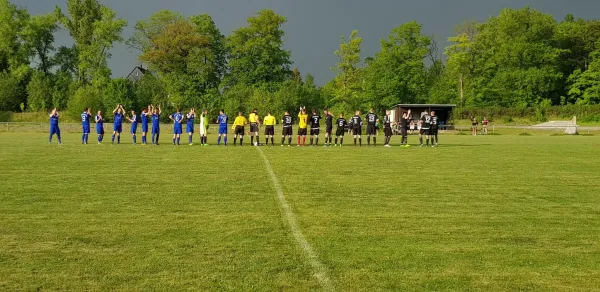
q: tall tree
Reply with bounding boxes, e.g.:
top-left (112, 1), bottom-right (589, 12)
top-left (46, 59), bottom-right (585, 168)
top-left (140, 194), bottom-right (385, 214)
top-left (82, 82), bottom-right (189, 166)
top-left (224, 9), bottom-right (291, 87)
top-left (22, 13), bottom-right (58, 74)
top-left (329, 30), bottom-right (364, 113)
top-left (56, 0), bottom-right (127, 85)
top-left (0, 0), bottom-right (31, 82)
top-left (363, 21), bottom-right (431, 111)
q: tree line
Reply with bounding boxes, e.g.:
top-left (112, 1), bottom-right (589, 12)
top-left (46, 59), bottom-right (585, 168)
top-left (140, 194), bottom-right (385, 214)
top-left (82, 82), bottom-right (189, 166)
top-left (2, 0), bottom-right (600, 121)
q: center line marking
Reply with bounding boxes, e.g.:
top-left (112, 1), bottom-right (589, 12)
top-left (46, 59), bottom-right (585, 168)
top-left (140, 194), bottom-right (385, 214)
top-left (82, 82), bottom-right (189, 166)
top-left (256, 147), bottom-right (333, 291)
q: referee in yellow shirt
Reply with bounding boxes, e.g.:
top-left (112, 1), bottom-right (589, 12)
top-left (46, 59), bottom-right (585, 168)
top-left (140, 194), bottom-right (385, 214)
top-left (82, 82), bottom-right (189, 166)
top-left (297, 107), bottom-right (308, 146)
top-left (232, 111), bottom-right (248, 146)
top-left (263, 112), bottom-right (276, 146)
top-left (248, 108), bottom-right (261, 146)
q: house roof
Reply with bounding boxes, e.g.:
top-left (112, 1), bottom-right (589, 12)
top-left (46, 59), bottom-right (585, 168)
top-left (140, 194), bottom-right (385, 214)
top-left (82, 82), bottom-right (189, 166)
top-left (393, 104), bottom-right (456, 108)
top-left (126, 66), bottom-right (148, 78)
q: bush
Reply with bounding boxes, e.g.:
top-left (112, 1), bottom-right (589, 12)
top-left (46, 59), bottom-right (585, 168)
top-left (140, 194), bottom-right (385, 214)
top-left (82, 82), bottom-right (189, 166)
top-left (27, 72), bottom-right (53, 111)
top-left (0, 73), bottom-right (25, 111)
top-left (68, 86), bottom-right (103, 120)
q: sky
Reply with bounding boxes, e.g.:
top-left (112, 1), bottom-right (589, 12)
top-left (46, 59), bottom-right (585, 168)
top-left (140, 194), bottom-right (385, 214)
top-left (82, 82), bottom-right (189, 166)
top-left (12, 0), bottom-right (600, 84)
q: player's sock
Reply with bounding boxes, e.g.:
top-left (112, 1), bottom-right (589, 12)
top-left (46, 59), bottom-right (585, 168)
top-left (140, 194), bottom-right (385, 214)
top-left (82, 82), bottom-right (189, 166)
top-left (234, 137), bottom-right (237, 145)
top-left (435, 135), bottom-right (439, 144)
top-left (133, 135), bottom-right (136, 144)
top-left (426, 138), bottom-right (429, 146)
top-left (251, 136), bottom-right (254, 145)
top-left (217, 136), bottom-right (221, 145)
top-left (57, 134), bottom-right (61, 144)
top-left (335, 137), bottom-right (338, 145)
top-left (367, 136), bottom-right (371, 146)
top-left (240, 137), bottom-right (243, 146)
top-left (359, 137), bottom-right (362, 146)
top-left (271, 137), bottom-right (274, 145)
top-left (302, 136), bottom-right (306, 146)
top-left (310, 137), bottom-right (313, 145)
top-left (156, 134), bottom-right (160, 144)
top-left (316, 137), bottom-right (319, 146)
top-left (288, 137), bottom-right (292, 145)
top-left (354, 137), bottom-right (357, 145)
top-left (340, 137), bottom-right (344, 145)
top-left (173, 138), bottom-right (176, 144)
top-left (112, 134), bottom-right (115, 143)
top-left (257, 136), bottom-right (260, 145)
top-left (82, 133), bottom-right (85, 143)
top-left (177, 137), bottom-right (181, 145)
top-left (281, 137), bottom-right (285, 145)
top-left (117, 135), bottom-right (120, 144)
top-left (189, 135), bottom-right (192, 144)
top-left (151, 134), bottom-right (155, 144)
top-left (373, 137), bottom-right (376, 146)
top-left (297, 136), bottom-right (300, 145)
top-left (419, 136), bottom-right (423, 145)
top-left (224, 137), bottom-right (227, 145)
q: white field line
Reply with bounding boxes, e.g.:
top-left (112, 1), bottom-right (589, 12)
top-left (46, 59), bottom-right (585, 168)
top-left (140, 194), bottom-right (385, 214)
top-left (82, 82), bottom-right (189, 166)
top-left (256, 147), bottom-right (333, 291)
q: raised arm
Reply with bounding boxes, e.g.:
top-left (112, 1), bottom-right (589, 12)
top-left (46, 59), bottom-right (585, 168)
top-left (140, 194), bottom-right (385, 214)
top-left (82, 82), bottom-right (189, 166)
top-left (158, 105), bottom-right (162, 115)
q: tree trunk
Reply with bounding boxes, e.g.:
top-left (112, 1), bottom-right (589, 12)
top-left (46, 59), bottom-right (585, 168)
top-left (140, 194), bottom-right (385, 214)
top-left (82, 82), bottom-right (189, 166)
top-left (459, 73), bottom-right (464, 106)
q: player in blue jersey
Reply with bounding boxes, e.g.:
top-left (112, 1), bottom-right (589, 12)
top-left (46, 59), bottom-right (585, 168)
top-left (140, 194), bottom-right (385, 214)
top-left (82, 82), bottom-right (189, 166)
top-left (186, 108), bottom-right (196, 146)
top-left (170, 109), bottom-right (185, 145)
top-left (140, 107), bottom-right (150, 145)
top-left (216, 109), bottom-right (228, 146)
top-left (127, 110), bottom-right (138, 145)
top-left (81, 107), bottom-right (92, 144)
top-left (95, 110), bottom-right (105, 144)
top-left (48, 108), bottom-right (62, 144)
top-left (150, 104), bottom-right (162, 145)
top-left (111, 104), bottom-right (125, 144)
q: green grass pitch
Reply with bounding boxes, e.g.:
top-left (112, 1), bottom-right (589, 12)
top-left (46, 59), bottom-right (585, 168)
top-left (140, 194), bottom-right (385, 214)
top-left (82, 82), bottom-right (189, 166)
top-left (1, 132), bottom-right (599, 291)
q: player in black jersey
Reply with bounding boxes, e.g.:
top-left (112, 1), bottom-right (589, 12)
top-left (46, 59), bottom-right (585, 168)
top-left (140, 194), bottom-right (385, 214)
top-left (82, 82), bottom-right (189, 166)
top-left (419, 111), bottom-right (432, 147)
top-left (400, 110), bottom-right (411, 146)
top-left (383, 110), bottom-right (394, 147)
top-left (334, 113), bottom-right (347, 146)
top-left (365, 108), bottom-right (379, 146)
top-left (350, 110), bottom-right (363, 146)
top-left (281, 111), bottom-right (293, 146)
top-left (310, 108), bottom-right (321, 146)
top-left (323, 108), bottom-right (334, 147)
top-left (430, 110), bottom-right (439, 147)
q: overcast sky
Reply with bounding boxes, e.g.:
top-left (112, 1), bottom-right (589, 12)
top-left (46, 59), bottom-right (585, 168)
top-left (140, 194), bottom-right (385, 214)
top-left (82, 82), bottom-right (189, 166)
top-left (12, 0), bottom-right (600, 84)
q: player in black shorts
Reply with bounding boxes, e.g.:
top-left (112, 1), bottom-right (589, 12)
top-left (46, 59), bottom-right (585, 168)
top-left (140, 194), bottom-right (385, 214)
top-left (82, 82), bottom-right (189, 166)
top-left (281, 111), bottom-right (293, 146)
top-left (309, 108), bottom-right (321, 146)
top-left (430, 110), bottom-right (439, 147)
top-left (400, 110), bottom-right (411, 146)
top-left (323, 108), bottom-right (334, 147)
top-left (419, 111), bottom-right (432, 147)
top-left (334, 113), bottom-right (347, 146)
top-left (350, 110), bottom-right (363, 146)
top-left (365, 108), bottom-right (379, 146)
top-left (383, 110), bottom-right (394, 147)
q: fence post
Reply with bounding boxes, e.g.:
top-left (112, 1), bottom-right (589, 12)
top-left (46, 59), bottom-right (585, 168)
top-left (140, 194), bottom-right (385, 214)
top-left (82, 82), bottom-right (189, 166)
top-left (6, 123), bottom-right (8, 132)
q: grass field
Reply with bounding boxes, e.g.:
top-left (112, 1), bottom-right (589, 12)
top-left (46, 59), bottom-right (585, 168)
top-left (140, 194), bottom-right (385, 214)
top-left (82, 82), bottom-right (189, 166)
top-left (1, 132), bottom-right (599, 291)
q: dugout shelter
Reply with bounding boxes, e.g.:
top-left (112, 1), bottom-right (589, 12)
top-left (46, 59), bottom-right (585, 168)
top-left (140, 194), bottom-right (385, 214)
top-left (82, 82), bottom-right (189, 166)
top-left (390, 104), bottom-right (456, 130)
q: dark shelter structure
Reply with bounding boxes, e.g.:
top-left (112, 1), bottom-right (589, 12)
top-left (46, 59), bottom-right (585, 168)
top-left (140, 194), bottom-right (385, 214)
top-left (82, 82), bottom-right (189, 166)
top-left (391, 104), bottom-right (456, 130)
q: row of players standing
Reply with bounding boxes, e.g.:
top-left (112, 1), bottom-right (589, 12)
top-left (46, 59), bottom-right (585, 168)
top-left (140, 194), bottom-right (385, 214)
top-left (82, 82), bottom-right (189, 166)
top-left (49, 105), bottom-right (440, 147)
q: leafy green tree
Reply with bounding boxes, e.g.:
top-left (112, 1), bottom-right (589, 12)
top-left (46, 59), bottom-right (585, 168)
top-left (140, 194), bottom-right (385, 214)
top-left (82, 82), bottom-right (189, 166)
top-left (224, 9), bottom-right (291, 87)
top-left (56, 0), bottom-right (127, 85)
top-left (329, 30), bottom-right (364, 113)
top-left (22, 13), bottom-right (58, 74)
top-left (68, 85), bottom-right (102, 118)
top-left (363, 21), bottom-right (431, 112)
top-left (190, 14), bottom-right (227, 91)
top-left (0, 0), bottom-right (30, 82)
top-left (53, 45), bottom-right (78, 78)
top-left (0, 72), bottom-right (23, 111)
top-left (568, 49), bottom-right (600, 104)
top-left (26, 72), bottom-right (53, 110)
top-left (103, 78), bottom-right (136, 110)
